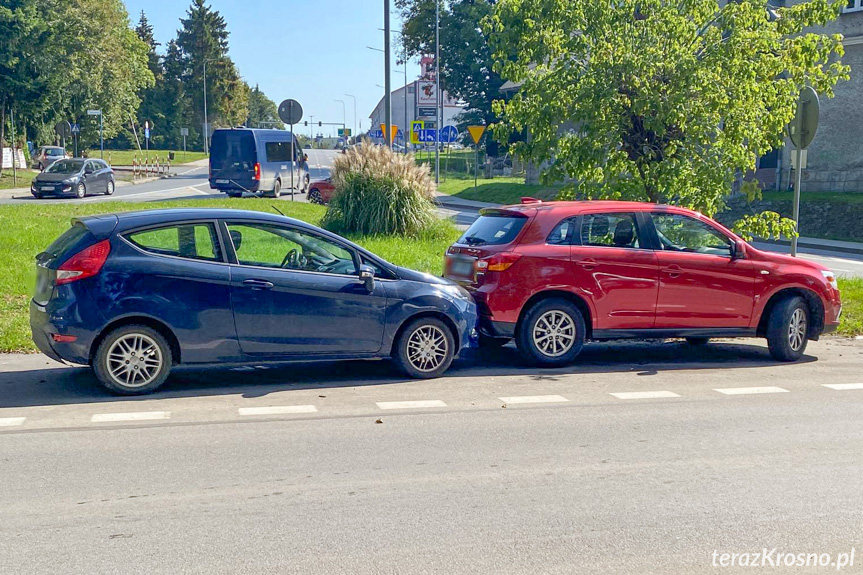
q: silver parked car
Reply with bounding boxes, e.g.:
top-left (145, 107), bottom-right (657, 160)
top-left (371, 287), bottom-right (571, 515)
top-left (32, 146), bottom-right (70, 171)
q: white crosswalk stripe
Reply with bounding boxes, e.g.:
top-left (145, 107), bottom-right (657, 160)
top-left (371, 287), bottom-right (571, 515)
top-left (91, 411), bottom-right (171, 423)
top-left (0, 417), bottom-right (26, 427)
top-left (376, 400), bottom-right (447, 410)
top-left (714, 387), bottom-right (789, 395)
top-left (238, 405), bottom-right (318, 416)
top-left (610, 391), bottom-right (681, 400)
top-left (822, 383), bottom-right (863, 391)
top-left (499, 395), bottom-right (569, 404)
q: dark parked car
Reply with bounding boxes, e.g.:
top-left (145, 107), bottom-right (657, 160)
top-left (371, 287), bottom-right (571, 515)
top-left (31, 209), bottom-right (477, 394)
top-left (31, 158), bottom-right (115, 199)
top-left (445, 200), bottom-right (841, 366)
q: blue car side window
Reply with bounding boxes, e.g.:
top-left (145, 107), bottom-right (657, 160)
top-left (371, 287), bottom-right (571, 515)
top-left (227, 222), bottom-right (358, 275)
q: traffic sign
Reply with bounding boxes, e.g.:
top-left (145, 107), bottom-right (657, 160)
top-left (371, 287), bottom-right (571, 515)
top-left (417, 107), bottom-right (436, 118)
top-left (278, 99), bottom-right (303, 125)
top-left (87, 109), bottom-right (101, 116)
top-left (55, 121), bottom-right (71, 139)
top-left (788, 86), bottom-right (819, 150)
top-left (410, 121), bottom-right (424, 145)
top-left (440, 126), bottom-right (459, 144)
top-left (180, 128), bottom-right (189, 136)
top-left (379, 124), bottom-right (398, 143)
top-left (71, 123), bottom-right (80, 134)
top-left (144, 127), bottom-right (150, 140)
top-left (467, 125), bottom-right (486, 145)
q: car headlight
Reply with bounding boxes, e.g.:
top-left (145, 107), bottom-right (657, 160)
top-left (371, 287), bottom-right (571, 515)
top-left (822, 270), bottom-right (838, 290)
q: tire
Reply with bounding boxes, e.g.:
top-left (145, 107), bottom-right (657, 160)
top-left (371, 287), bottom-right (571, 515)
top-left (38, 162), bottom-right (44, 171)
top-left (105, 180), bottom-right (115, 195)
top-left (309, 188), bottom-right (324, 205)
top-left (478, 333), bottom-right (510, 349)
top-left (272, 179), bottom-right (281, 198)
top-left (766, 296), bottom-right (810, 362)
top-left (685, 337), bottom-right (710, 346)
top-left (393, 317), bottom-right (455, 379)
top-left (75, 182), bottom-right (86, 199)
top-left (226, 191), bottom-right (242, 198)
top-left (302, 174), bottom-right (310, 194)
top-left (93, 324), bottom-right (174, 395)
top-left (516, 298), bottom-right (586, 367)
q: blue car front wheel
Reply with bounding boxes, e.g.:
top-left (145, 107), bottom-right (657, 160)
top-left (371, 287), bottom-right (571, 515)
top-left (393, 317), bottom-right (455, 379)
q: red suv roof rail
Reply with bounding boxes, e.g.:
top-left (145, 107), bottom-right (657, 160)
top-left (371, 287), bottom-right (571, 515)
top-left (521, 197), bottom-right (541, 204)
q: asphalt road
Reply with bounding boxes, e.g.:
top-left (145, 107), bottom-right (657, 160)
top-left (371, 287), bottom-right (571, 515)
top-left (1, 337), bottom-right (862, 574)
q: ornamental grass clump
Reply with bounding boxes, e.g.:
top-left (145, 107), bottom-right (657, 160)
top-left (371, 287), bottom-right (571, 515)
top-left (321, 144), bottom-right (438, 236)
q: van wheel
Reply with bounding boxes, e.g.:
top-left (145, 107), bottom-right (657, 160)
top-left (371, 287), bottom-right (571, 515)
top-left (226, 191), bottom-right (242, 198)
top-left (302, 174), bottom-right (310, 193)
top-left (767, 296), bottom-right (809, 362)
top-left (272, 179), bottom-right (281, 198)
top-left (393, 317), bottom-right (455, 379)
top-left (516, 298), bottom-right (585, 367)
top-left (93, 325), bottom-right (173, 395)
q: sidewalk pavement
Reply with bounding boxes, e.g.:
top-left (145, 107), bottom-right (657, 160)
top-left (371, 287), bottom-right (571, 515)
top-left (433, 191), bottom-right (863, 256)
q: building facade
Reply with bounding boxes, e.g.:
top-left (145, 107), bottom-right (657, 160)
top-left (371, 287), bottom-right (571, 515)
top-left (769, 1), bottom-right (863, 193)
top-left (367, 56), bottom-right (466, 146)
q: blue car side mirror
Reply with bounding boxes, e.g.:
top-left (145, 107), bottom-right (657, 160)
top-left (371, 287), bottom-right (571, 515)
top-left (358, 265), bottom-right (375, 292)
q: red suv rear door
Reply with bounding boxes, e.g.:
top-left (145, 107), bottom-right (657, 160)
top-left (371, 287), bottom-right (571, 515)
top-left (647, 212), bottom-right (756, 328)
top-left (572, 211), bottom-right (659, 330)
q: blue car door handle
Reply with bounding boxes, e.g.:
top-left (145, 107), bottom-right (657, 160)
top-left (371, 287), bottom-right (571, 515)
top-left (243, 279), bottom-right (275, 290)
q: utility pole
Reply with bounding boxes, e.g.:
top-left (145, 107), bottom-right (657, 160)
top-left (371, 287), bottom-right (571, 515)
top-left (434, 0), bottom-right (440, 182)
top-left (384, 0), bottom-right (393, 149)
top-left (203, 59), bottom-right (209, 155)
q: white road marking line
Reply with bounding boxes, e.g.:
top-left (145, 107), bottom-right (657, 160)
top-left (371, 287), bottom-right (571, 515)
top-left (822, 383), bottom-right (863, 391)
top-left (610, 391), bottom-right (681, 400)
top-left (499, 395), bottom-right (569, 404)
top-left (238, 405), bottom-right (318, 416)
top-left (91, 411), bottom-right (171, 423)
top-left (0, 417), bottom-right (26, 427)
top-left (714, 386), bottom-right (789, 395)
top-left (376, 400), bottom-right (447, 410)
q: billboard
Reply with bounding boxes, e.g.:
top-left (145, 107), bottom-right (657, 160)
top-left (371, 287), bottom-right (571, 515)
top-left (417, 81), bottom-right (437, 106)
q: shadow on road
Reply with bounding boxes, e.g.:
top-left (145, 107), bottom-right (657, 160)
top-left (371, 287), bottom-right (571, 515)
top-left (0, 339), bottom-right (814, 409)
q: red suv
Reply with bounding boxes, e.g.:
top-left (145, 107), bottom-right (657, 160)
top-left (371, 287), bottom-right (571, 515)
top-left (445, 200), bottom-right (841, 366)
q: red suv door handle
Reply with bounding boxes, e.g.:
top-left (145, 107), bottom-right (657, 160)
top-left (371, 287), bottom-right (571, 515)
top-left (578, 258), bottom-right (597, 270)
top-left (662, 265), bottom-right (682, 278)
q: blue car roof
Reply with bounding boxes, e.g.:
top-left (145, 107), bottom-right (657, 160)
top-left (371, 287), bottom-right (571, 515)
top-left (75, 208), bottom-right (379, 262)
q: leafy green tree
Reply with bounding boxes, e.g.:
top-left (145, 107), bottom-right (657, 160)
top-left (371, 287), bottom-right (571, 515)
top-left (51, 0), bottom-right (154, 146)
top-left (176, 0), bottom-right (248, 145)
top-left (487, 0), bottom-right (849, 235)
top-left (397, 0), bottom-right (506, 129)
top-left (246, 84), bottom-right (283, 129)
top-left (0, 0), bottom-right (53, 148)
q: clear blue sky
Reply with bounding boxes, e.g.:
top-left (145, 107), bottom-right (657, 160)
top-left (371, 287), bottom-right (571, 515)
top-left (123, 0), bottom-right (421, 138)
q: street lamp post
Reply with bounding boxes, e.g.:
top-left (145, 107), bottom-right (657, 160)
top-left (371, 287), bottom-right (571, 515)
top-left (345, 94), bottom-right (357, 142)
top-left (435, 0), bottom-right (440, 183)
top-left (384, 0), bottom-right (393, 149)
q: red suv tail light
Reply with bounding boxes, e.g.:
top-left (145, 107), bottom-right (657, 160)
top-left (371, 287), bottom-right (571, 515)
top-left (253, 162), bottom-right (261, 181)
top-left (478, 252), bottom-right (522, 272)
top-left (56, 240), bottom-right (111, 285)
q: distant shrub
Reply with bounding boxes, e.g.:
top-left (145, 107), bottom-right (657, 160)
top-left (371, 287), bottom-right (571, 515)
top-left (321, 144), bottom-right (438, 236)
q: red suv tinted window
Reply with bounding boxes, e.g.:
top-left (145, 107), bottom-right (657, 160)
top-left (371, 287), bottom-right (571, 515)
top-left (458, 215), bottom-right (527, 247)
top-left (581, 213), bottom-right (642, 249)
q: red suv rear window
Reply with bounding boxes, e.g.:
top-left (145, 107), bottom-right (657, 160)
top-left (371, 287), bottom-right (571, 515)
top-left (458, 215), bottom-right (526, 246)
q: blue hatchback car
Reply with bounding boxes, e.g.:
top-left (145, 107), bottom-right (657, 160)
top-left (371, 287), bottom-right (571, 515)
top-left (31, 209), bottom-right (477, 394)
